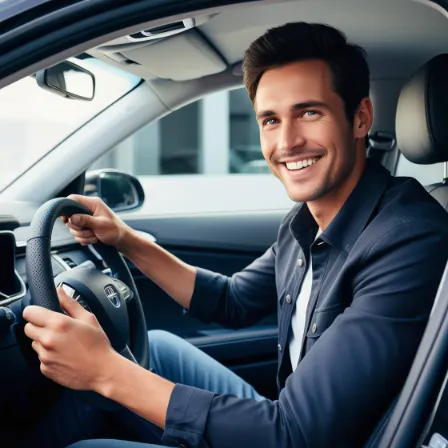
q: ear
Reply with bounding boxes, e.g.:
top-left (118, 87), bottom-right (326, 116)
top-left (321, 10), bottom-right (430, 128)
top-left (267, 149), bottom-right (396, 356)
top-left (353, 97), bottom-right (373, 141)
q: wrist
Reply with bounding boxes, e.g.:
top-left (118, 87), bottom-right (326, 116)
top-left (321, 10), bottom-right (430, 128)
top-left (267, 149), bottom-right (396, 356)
top-left (91, 349), bottom-right (126, 397)
top-left (114, 224), bottom-right (135, 254)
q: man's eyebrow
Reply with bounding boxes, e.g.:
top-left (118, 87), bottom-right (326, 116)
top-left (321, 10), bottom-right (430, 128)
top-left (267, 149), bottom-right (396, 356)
top-left (256, 101), bottom-right (329, 120)
top-left (292, 100), bottom-right (329, 110)
top-left (256, 109), bottom-right (276, 120)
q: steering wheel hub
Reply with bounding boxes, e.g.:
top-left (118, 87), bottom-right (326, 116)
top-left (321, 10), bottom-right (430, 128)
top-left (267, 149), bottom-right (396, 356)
top-left (54, 267), bottom-right (132, 351)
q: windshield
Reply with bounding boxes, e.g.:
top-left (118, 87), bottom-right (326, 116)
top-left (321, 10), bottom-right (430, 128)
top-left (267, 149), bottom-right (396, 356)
top-left (0, 57), bottom-right (140, 191)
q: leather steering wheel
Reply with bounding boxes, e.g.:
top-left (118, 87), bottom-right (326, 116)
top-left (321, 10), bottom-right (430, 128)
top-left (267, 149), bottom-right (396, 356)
top-left (25, 198), bottom-right (149, 408)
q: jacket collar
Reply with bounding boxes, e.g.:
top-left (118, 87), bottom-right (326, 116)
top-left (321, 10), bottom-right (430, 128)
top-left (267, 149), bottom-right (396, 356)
top-left (289, 160), bottom-right (391, 254)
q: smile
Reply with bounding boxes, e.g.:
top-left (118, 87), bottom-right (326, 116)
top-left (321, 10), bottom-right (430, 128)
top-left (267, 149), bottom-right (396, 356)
top-left (285, 157), bottom-right (321, 171)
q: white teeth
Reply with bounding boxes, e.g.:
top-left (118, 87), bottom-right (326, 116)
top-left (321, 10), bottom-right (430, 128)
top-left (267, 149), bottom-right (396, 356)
top-left (285, 157), bottom-right (320, 171)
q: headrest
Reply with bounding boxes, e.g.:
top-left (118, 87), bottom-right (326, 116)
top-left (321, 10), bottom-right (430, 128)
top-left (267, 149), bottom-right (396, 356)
top-left (396, 54), bottom-right (448, 164)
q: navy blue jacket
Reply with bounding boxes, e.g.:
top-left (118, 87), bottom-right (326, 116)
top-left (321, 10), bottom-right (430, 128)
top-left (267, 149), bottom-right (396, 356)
top-left (161, 161), bottom-right (448, 448)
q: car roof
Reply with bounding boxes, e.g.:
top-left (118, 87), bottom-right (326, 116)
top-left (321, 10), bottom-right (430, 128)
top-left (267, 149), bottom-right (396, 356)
top-left (86, 0), bottom-right (448, 83)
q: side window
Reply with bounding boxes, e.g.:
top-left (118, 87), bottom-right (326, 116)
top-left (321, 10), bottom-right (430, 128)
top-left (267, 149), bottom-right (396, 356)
top-left (395, 154), bottom-right (443, 186)
top-left (90, 87), bottom-right (267, 176)
top-left (88, 87), bottom-right (295, 214)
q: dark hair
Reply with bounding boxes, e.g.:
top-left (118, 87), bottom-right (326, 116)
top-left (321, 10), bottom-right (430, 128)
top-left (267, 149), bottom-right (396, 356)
top-left (243, 22), bottom-right (370, 122)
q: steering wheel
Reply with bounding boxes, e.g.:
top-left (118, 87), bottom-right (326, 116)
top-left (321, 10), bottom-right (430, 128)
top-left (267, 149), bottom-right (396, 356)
top-left (25, 198), bottom-right (149, 409)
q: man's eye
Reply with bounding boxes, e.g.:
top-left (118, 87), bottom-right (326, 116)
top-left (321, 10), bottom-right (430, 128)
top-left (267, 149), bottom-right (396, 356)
top-left (263, 118), bottom-right (277, 126)
top-left (303, 110), bottom-right (318, 117)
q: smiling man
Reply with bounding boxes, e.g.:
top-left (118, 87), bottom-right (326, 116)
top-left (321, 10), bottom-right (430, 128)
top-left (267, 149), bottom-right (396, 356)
top-left (254, 55), bottom-right (369, 228)
top-left (22, 22), bottom-right (448, 448)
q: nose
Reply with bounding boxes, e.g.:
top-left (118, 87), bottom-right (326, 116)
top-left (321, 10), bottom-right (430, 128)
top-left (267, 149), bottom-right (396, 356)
top-left (277, 120), bottom-right (306, 153)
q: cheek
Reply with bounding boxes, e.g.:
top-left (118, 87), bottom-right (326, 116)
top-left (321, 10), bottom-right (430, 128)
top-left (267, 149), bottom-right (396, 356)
top-left (260, 133), bottom-right (275, 163)
top-left (311, 121), bottom-right (345, 157)
top-left (260, 136), bottom-right (281, 178)
top-left (308, 120), bottom-right (335, 144)
top-left (332, 126), bottom-right (354, 163)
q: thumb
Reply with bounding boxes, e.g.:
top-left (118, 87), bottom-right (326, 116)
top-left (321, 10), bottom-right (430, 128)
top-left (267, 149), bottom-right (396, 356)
top-left (57, 287), bottom-right (90, 320)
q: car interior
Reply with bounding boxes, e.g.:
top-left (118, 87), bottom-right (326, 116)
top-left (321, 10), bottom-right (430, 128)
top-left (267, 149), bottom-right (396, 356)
top-left (0, 0), bottom-right (448, 446)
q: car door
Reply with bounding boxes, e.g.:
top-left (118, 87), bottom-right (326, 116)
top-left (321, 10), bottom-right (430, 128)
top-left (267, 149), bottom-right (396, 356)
top-left (88, 87), bottom-right (294, 399)
top-left (123, 211), bottom-right (284, 399)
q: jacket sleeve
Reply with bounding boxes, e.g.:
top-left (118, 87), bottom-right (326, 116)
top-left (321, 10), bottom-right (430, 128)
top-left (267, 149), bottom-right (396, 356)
top-left (187, 243), bottom-right (277, 329)
top-left (161, 221), bottom-right (448, 448)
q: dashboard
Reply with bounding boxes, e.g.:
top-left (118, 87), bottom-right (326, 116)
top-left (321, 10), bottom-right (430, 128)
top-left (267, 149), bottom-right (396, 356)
top-left (0, 226), bottom-right (106, 309)
top-left (0, 231), bottom-right (25, 303)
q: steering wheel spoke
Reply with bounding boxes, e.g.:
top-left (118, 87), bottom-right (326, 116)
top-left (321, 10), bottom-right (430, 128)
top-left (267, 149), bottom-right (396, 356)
top-left (112, 278), bottom-right (134, 302)
top-left (120, 344), bottom-right (137, 363)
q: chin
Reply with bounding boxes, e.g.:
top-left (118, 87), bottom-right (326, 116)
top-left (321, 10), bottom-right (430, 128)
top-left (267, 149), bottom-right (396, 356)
top-left (283, 182), bottom-right (322, 203)
top-left (286, 189), bottom-right (314, 203)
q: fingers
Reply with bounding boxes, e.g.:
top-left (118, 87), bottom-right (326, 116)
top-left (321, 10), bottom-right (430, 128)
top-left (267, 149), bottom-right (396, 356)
top-left (25, 325), bottom-right (52, 357)
top-left (78, 237), bottom-right (99, 246)
top-left (69, 233), bottom-right (98, 246)
top-left (31, 341), bottom-right (46, 365)
top-left (31, 341), bottom-right (51, 376)
top-left (31, 337), bottom-right (56, 373)
top-left (63, 220), bottom-right (98, 245)
top-left (31, 340), bottom-right (43, 355)
top-left (68, 213), bottom-right (96, 230)
top-left (57, 287), bottom-right (91, 320)
top-left (65, 226), bottom-right (94, 238)
top-left (61, 213), bottom-right (94, 233)
top-left (61, 195), bottom-right (101, 225)
top-left (66, 219), bottom-right (82, 231)
top-left (23, 304), bottom-right (72, 332)
top-left (64, 215), bottom-right (99, 246)
top-left (66, 225), bottom-right (96, 240)
top-left (67, 194), bottom-right (103, 213)
top-left (23, 305), bottom-right (56, 327)
top-left (60, 195), bottom-right (105, 231)
top-left (24, 322), bottom-right (43, 341)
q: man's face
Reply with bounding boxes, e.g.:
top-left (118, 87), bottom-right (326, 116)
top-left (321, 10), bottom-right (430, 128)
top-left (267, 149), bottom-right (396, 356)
top-left (255, 59), bottom-right (362, 203)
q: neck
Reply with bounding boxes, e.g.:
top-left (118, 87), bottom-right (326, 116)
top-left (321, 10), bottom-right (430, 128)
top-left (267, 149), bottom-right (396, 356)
top-left (308, 153), bottom-right (366, 230)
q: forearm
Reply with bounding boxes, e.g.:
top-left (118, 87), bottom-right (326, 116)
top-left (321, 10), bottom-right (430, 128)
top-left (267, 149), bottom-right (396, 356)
top-left (94, 310), bottom-right (426, 448)
top-left (96, 351), bottom-right (296, 448)
top-left (97, 351), bottom-right (174, 429)
top-left (117, 228), bottom-right (196, 309)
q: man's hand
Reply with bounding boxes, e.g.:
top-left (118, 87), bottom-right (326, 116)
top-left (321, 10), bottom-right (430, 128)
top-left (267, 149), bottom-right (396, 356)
top-left (61, 194), bottom-right (131, 249)
top-left (23, 287), bottom-right (119, 391)
top-left (23, 288), bottom-right (175, 430)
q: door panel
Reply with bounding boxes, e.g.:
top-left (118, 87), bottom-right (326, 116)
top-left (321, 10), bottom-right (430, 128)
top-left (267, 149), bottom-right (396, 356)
top-left (130, 246), bottom-right (278, 338)
top-left (126, 210), bottom-right (287, 252)
top-left (123, 210), bottom-right (287, 398)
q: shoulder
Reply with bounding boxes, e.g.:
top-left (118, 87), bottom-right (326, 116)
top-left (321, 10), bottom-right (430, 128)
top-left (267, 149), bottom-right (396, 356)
top-left (358, 176), bottom-right (448, 258)
top-left (380, 175), bottom-right (448, 224)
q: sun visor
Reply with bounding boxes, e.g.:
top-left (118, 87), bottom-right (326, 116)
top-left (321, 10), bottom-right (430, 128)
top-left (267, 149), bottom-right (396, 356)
top-left (119, 30), bottom-right (226, 81)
